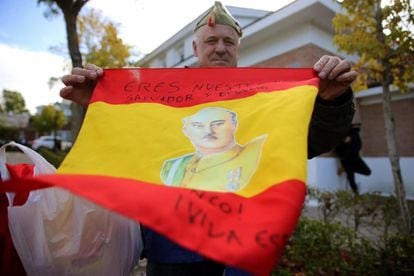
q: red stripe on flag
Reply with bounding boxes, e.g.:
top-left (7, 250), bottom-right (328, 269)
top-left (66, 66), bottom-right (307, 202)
top-left (1, 175), bottom-right (305, 275)
top-left (90, 68), bottom-right (319, 107)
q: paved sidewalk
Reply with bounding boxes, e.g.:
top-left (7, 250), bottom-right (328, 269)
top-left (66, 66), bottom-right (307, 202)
top-left (302, 198), bottom-right (391, 244)
top-left (4, 151), bottom-right (34, 165)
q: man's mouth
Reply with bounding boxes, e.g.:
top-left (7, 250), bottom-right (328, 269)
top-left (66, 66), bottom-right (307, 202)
top-left (211, 59), bottom-right (228, 62)
top-left (203, 134), bottom-right (218, 140)
top-left (210, 56), bottom-right (229, 63)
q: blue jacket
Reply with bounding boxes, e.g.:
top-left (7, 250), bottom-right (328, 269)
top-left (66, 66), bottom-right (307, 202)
top-left (142, 228), bottom-right (251, 275)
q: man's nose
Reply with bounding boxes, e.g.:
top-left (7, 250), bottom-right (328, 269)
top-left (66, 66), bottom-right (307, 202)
top-left (208, 125), bottom-right (216, 133)
top-left (215, 40), bottom-right (226, 53)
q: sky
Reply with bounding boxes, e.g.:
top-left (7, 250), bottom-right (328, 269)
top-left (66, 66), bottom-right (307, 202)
top-left (0, 0), bottom-right (294, 113)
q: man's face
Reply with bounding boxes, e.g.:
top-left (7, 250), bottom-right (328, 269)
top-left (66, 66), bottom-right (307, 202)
top-left (193, 24), bottom-right (240, 68)
top-left (183, 108), bottom-right (237, 154)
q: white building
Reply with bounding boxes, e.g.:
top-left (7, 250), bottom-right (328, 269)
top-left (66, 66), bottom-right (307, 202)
top-left (137, 0), bottom-right (414, 198)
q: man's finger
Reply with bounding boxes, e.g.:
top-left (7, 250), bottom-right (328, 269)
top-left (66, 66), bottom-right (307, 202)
top-left (313, 55), bottom-right (330, 72)
top-left (60, 85), bottom-right (71, 94)
top-left (327, 59), bottom-right (352, 80)
top-left (60, 86), bottom-right (90, 107)
top-left (335, 70), bottom-right (357, 83)
top-left (70, 66), bottom-right (101, 80)
top-left (85, 64), bottom-right (104, 77)
top-left (60, 86), bottom-right (74, 99)
top-left (61, 74), bottom-right (85, 86)
top-left (318, 56), bottom-right (342, 79)
top-left (71, 67), bottom-right (88, 75)
top-left (84, 63), bottom-right (99, 70)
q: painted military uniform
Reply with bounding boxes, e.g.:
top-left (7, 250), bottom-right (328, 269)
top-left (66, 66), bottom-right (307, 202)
top-left (160, 135), bottom-right (266, 192)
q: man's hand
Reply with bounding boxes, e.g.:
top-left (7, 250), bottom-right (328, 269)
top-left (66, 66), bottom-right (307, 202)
top-left (313, 55), bottom-right (357, 100)
top-left (60, 64), bottom-right (103, 107)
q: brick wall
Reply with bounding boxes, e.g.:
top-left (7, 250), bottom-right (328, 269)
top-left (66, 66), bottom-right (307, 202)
top-left (253, 44), bottom-right (337, 68)
top-left (359, 98), bottom-right (414, 157)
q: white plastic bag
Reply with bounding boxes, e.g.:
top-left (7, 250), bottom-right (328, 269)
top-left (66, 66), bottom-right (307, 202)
top-left (0, 142), bottom-right (142, 276)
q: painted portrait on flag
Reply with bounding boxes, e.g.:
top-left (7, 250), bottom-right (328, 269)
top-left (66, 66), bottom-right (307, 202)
top-left (160, 107), bottom-right (267, 191)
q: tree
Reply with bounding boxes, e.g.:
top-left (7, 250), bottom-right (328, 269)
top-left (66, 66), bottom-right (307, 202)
top-left (39, 0), bottom-right (88, 67)
top-left (38, 1), bottom-right (135, 141)
top-left (333, 0), bottom-right (414, 234)
top-left (38, 0), bottom-right (89, 141)
top-left (78, 9), bottom-right (132, 68)
top-left (32, 105), bottom-right (66, 149)
top-left (1, 89), bottom-right (28, 114)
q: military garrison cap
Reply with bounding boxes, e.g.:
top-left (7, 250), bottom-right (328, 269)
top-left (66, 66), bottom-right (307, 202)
top-left (193, 1), bottom-right (243, 37)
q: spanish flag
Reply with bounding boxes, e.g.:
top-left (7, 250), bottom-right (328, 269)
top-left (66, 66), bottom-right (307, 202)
top-left (3, 68), bottom-right (318, 275)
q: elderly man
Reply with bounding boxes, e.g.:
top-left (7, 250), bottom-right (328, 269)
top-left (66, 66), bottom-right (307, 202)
top-left (60, 2), bottom-right (355, 275)
top-left (161, 107), bottom-right (266, 192)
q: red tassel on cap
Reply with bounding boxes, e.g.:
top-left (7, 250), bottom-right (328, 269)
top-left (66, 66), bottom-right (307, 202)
top-left (208, 12), bottom-right (215, 27)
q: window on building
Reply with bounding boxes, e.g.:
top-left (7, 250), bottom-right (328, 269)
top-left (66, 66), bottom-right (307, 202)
top-left (176, 45), bottom-right (185, 63)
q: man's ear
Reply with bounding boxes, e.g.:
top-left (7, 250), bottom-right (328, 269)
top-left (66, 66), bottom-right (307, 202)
top-left (192, 40), bottom-right (198, 57)
top-left (236, 41), bottom-right (240, 60)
